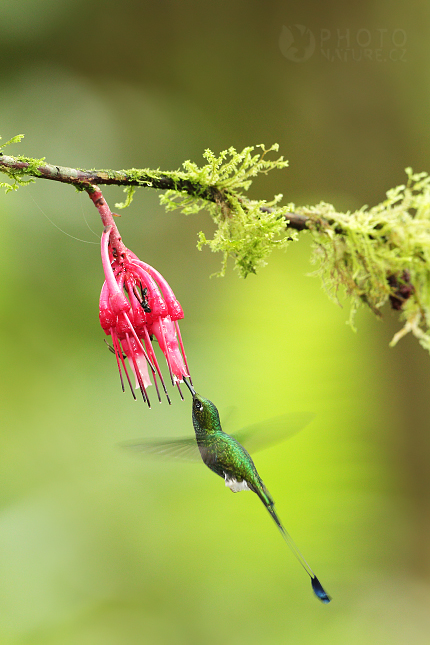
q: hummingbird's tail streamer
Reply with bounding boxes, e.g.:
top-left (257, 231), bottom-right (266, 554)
top-left (264, 502), bottom-right (331, 604)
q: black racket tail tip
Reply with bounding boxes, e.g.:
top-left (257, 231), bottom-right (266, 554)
top-left (311, 576), bottom-right (331, 604)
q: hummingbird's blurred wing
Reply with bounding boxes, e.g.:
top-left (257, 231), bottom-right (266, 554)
top-left (232, 412), bottom-right (315, 453)
top-left (122, 437), bottom-right (201, 461)
top-left (122, 412), bottom-right (315, 462)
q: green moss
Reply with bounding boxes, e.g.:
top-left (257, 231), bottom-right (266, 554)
top-left (0, 135), bottom-right (45, 192)
top-left (2, 135), bottom-right (430, 353)
top-left (115, 145), bottom-right (295, 277)
top-left (303, 168), bottom-right (430, 350)
top-left (115, 185), bottom-right (136, 209)
top-left (159, 145), bottom-right (294, 277)
top-left (0, 134), bottom-right (25, 150)
top-left (196, 193), bottom-right (297, 277)
top-left (156, 145), bottom-right (430, 350)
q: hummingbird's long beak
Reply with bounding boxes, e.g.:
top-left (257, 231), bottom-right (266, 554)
top-left (182, 377), bottom-right (196, 397)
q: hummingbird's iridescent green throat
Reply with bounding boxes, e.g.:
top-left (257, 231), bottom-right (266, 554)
top-left (182, 377), bottom-right (331, 604)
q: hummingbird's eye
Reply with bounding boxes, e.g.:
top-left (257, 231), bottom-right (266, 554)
top-left (194, 400), bottom-right (203, 411)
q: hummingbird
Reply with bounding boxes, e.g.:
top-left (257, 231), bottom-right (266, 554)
top-left (126, 378), bottom-right (331, 603)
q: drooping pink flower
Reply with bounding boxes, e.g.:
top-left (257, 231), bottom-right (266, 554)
top-left (99, 226), bottom-right (190, 406)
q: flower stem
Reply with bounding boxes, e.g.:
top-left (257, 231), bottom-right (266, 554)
top-left (88, 187), bottom-right (127, 257)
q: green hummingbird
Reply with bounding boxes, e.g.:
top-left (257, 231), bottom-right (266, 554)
top-left (127, 378), bottom-right (331, 603)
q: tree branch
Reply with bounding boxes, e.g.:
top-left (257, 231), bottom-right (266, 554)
top-left (1, 143), bottom-right (429, 353)
top-left (0, 151), bottom-right (311, 231)
top-left (0, 152), bottom-right (227, 204)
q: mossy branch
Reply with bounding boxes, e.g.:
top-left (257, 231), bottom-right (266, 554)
top-left (1, 135), bottom-right (430, 353)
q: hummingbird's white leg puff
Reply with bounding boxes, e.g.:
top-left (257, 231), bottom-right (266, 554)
top-left (224, 473), bottom-right (250, 493)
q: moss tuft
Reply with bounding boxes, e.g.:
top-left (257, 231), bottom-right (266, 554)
top-left (0, 135), bottom-right (45, 192)
top-left (159, 145), bottom-right (294, 277)
top-left (303, 168), bottom-right (430, 349)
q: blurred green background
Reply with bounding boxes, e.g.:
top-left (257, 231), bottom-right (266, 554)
top-left (1, 1), bottom-right (430, 643)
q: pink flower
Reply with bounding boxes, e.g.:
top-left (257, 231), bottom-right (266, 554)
top-left (99, 226), bottom-right (190, 406)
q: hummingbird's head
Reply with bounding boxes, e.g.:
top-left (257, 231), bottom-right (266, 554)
top-left (182, 378), bottom-right (221, 433)
top-left (192, 393), bottom-right (221, 433)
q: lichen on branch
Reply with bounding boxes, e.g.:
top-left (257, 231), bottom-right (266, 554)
top-left (2, 134), bottom-right (430, 352)
top-left (301, 168), bottom-right (430, 350)
top-left (159, 144), bottom-right (297, 276)
top-left (0, 134), bottom-right (44, 192)
top-left (0, 138), bottom-right (297, 277)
